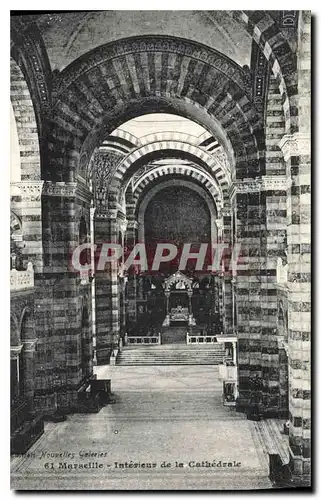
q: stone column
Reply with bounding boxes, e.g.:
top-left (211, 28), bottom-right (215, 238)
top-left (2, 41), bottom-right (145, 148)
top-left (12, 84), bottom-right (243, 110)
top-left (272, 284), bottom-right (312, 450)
top-left (10, 345), bottom-right (23, 400)
top-left (124, 220), bottom-right (138, 324)
top-left (280, 132), bottom-right (311, 482)
top-left (34, 180), bottom-right (92, 413)
top-left (22, 340), bottom-right (37, 414)
top-left (90, 206), bottom-right (97, 365)
top-left (163, 291), bottom-right (170, 326)
top-left (234, 182), bottom-right (263, 416)
top-left (95, 211), bottom-right (121, 364)
top-left (221, 208), bottom-right (233, 332)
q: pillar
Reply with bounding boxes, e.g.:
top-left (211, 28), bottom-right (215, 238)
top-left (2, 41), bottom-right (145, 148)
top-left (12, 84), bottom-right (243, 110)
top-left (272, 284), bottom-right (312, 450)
top-left (277, 11), bottom-right (311, 483)
top-left (34, 180), bottom-right (93, 413)
top-left (279, 132), bottom-right (311, 481)
top-left (95, 212), bottom-right (121, 364)
top-left (124, 220), bottom-right (138, 325)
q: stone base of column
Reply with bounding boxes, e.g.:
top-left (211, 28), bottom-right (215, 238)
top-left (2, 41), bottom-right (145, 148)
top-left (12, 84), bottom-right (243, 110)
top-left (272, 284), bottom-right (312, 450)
top-left (96, 345), bottom-right (112, 365)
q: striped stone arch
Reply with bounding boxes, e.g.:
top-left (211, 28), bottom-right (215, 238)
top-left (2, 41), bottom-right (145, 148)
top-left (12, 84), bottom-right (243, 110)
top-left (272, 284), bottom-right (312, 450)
top-left (10, 58), bottom-right (41, 181)
top-left (131, 164), bottom-right (223, 214)
top-left (51, 35), bottom-right (264, 182)
top-left (110, 129), bottom-right (142, 148)
top-left (139, 131), bottom-right (208, 148)
top-left (233, 10), bottom-right (298, 133)
top-left (111, 140), bottom-right (231, 201)
top-left (197, 131), bottom-right (212, 144)
top-left (19, 307), bottom-right (34, 341)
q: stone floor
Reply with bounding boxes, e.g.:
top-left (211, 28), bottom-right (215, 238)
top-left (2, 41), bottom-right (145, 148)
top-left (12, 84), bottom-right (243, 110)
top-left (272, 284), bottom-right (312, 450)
top-left (11, 366), bottom-right (272, 490)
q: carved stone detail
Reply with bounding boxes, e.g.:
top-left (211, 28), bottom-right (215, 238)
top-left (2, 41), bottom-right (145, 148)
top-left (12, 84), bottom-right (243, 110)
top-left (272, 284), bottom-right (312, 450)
top-left (43, 182), bottom-right (77, 197)
top-left (279, 133), bottom-right (310, 161)
top-left (55, 36), bottom-right (250, 98)
top-left (11, 181), bottom-right (44, 200)
top-left (229, 176), bottom-right (288, 195)
top-left (95, 209), bottom-right (118, 220)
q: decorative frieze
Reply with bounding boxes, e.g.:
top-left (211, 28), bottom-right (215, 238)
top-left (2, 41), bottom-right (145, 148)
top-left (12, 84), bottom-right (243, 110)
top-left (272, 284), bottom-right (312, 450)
top-left (229, 176), bottom-right (288, 198)
top-left (279, 133), bottom-right (310, 161)
top-left (11, 181), bottom-right (92, 201)
top-left (43, 181), bottom-right (77, 197)
top-left (95, 209), bottom-right (118, 220)
top-left (11, 181), bottom-right (44, 200)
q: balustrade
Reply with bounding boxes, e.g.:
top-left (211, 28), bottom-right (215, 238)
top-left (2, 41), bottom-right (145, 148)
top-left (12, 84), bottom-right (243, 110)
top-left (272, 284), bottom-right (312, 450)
top-left (126, 332), bottom-right (161, 345)
top-left (10, 263), bottom-right (34, 291)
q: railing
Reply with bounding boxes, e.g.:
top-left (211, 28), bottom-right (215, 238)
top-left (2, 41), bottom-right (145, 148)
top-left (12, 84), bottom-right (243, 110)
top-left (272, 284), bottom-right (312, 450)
top-left (10, 263), bottom-right (34, 291)
top-left (126, 332), bottom-right (161, 345)
top-left (186, 333), bottom-right (222, 344)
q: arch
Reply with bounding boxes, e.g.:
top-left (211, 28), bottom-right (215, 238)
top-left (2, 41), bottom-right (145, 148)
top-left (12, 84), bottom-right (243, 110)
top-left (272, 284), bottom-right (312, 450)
top-left (50, 35), bottom-right (263, 182)
top-left (232, 11), bottom-right (297, 132)
top-left (10, 211), bottom-right (24, 270)
top-left (10, 57), bottom-right (41, 181)
top-left (10, 212), bottom-right (23, 241)
top-left (136, 178), bottom-right (218, 248)
top-left (19, 307), bottom-right (34, 341)
top-left (132, 164), bottom-right (222, 213)
top-left (10, 314), bottom-right (20, 347)
top-left (139, 131), bottom-right (211, 148)
top-left (110, 128), bottom-right (142, 148)
top-left (113, 140), bottom-right (231, 201)
top-left (164, 271), bottom-right (193, 292)
top-left (101, 130), bottom-right (141, 155)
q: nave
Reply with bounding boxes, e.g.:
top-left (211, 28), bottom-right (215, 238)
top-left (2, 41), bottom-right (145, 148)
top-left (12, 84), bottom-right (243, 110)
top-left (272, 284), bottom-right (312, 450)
top-left (12, 366), bottom-right (275, 490)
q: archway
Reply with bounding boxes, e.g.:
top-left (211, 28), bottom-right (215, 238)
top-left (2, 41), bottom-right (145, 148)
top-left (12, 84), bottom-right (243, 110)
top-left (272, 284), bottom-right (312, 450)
top-left (50, 35), bottom-right (263, 183)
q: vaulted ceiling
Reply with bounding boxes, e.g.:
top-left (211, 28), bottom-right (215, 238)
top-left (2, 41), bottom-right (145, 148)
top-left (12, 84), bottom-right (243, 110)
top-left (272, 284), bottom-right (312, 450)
top-left (30, 11), bottom-right (253, 71)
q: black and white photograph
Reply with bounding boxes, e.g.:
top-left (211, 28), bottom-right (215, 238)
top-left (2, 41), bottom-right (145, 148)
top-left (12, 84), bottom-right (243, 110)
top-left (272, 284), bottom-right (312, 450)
top-left (9, 8), bottom-right (311, 491)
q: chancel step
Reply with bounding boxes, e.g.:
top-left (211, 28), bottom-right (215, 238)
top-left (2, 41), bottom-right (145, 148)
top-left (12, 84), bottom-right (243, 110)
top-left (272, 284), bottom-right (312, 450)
top-left (117, 344), bottom-right (225, 365)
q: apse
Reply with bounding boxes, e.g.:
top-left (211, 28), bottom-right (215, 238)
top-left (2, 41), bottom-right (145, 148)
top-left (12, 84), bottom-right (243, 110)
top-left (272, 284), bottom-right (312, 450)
top-left (144, 185), bottom-right (211, 275)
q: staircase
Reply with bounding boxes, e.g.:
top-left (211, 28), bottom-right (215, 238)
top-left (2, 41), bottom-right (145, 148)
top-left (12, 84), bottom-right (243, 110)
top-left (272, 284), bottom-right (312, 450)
top-left (117, 343), bottom-right (225, 365)
top-left (161, 326), bottom-right (187, 344)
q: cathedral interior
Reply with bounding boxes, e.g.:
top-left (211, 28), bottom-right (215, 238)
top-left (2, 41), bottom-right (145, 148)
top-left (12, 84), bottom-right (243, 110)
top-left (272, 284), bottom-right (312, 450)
top-left (10, 11), bottom-right (311, 489)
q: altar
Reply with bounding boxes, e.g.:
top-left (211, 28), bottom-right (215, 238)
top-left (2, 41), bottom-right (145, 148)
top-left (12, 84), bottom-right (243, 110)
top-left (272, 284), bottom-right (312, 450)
top-left (170, 305), bottom-right (189, 322)
top-left (162, 271), bottom-right (196, 326)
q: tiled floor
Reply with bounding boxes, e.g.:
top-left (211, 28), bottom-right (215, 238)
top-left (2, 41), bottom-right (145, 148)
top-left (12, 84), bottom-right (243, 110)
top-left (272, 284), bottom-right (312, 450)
top-left (11, 366), bottom-right (272, 490)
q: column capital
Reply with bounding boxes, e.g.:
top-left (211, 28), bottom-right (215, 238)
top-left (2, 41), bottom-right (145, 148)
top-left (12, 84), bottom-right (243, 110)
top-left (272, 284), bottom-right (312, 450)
top-left (279, 133), bottom-right (310, 161)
